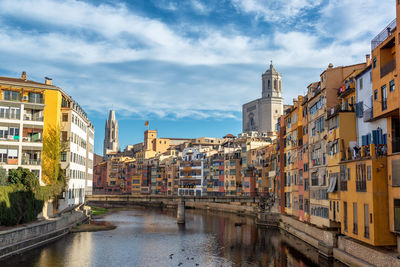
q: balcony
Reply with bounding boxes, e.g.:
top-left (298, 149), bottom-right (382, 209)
top-left (381, 59), bottom-right (396, 78)
top-left (371, 18), bottom-right (396, 50)
top-left (356, 180), bottom-right (366, 192)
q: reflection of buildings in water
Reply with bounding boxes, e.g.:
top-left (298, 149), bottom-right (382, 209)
top-left (37, 232), bottom-right (94, 266)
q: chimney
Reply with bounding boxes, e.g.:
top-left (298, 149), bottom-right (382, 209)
top-left (328, 63), bottom-right (333, 69)
top-left (366, 54), bottom-right (371, 65)
top-left (21, 71), bottom-right (27, 81)
top-left (45, 77), bottom-right (52, 85)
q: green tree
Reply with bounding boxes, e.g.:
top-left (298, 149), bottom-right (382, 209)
top-left (8, 167), bottom-right (39, 191)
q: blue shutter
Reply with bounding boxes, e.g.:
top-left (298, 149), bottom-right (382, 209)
top-left (367, 133), bottom-right (372, 145)
top-left (372, 130), bottom-right (378, 145)
top-left (362, 135), bottom-right (367, 146)
top-left (383, 134), bottom-right (387, 145)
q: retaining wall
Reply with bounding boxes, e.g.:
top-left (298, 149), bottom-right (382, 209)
top-left (0, 210), bottom-right (88, 261)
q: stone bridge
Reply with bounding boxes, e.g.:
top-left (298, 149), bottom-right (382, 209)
top-left (85, 195), bottom-right (260, 216)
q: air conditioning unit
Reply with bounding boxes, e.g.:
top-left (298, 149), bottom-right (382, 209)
top-left (23, 96), bottom-right (28, 101)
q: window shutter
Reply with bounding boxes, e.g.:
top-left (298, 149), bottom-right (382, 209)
top-left (372, 130), bottom-right (378, 145)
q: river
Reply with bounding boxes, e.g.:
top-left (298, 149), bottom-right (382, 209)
top-left (4, 207), bottom-right (343, 267)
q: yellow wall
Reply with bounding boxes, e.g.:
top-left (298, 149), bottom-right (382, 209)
top-left (43, 89), bottom-right (62, 135)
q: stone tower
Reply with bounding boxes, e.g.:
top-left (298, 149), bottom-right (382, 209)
top-left (103, 110), bottom-right (119, 155)
top-left (242, 61), bottom-right (284, 136)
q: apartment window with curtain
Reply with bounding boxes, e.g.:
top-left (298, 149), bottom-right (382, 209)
top-left (381, 85), bottom-right (387, 111)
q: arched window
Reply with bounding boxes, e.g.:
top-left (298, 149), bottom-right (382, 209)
top-left (274, 80), bottom-right (277, 90)
top-left (268, 80), bottom-right (271, 89)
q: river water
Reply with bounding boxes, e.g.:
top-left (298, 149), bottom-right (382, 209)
top-left (4, 208), bottom-right (342, 267)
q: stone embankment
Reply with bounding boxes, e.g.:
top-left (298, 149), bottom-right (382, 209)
top-left (0, 207), bottom-right (89, 261)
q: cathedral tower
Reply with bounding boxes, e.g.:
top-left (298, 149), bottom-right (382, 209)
top-left (104, 110), bottom-right (119, 155)
top-left (242, 61), bottom-right (284, 136)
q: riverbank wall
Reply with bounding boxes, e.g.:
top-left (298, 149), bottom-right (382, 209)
top-left (0, 208), bottom-right (89, 261)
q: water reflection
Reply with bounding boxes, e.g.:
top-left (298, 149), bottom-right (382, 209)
top-left (3, 207), bottom-right (340, 267)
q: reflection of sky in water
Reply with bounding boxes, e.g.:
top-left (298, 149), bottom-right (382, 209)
top-left (3, 208), bottom-right (329, 267)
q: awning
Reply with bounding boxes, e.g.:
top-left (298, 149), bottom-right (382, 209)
top-left (327, 176), bottom-right (337, 193)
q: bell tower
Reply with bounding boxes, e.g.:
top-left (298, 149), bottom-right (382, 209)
top-left (262, 61), bottom-right (282, 99)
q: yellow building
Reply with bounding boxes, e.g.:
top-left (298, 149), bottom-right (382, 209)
top-left (0, 73), bottom-right (95, 208)
top-left (339, 149), bottom-right (395, 246)
top-left (370, 5), bottom-right (400, 245)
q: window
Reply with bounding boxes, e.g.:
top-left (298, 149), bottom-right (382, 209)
top-left (381, 85), bottom-right (387, 111)
top-left (353, 203), bottom-right (358, 235)
top-left (390, 79), bottom-right (395, 92)
top-left (61, 152), bottom-right (67, 162)
top-left (61, 131), bottom-right (68, 141)
top-left (372, 57), bottom-right (377, 68)
top-left (374, 89), bottom-right (378, 100)
top-left (356, 163), bottom-right (367, 192)
top-left (344, 202), bottom-right (348, 232)
top-left (367, 165), bottom-right (371, 181)
top-left (364, 204), bottom-right (369, 238)
top-left (359, 77), bottom-right (363, 90)
top-left (62, 113), bottom-right (68, 122)
top-left (394, 199), bottom-right (400, 232)
top-left (28, 92), bottom-right (43, 104)
top-left (3, 90), bottom-right (20, 101)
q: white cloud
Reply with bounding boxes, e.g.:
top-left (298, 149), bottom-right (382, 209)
top-left (231, 0), bottom-right (322, 22)
top-left (0, 0), bottom-right (396, 122)
top-left (191, 0), bottom-right (210, 14)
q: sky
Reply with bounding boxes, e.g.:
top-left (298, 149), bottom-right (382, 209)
top-left (0, 0), bottom-right (395, 155)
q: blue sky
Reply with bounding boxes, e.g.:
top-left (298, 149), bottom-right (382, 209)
top-left (0, 0), bottom-right (395, 155)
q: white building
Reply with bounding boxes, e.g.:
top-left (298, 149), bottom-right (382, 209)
top-left (355, 65), bottom-right (387, 149)
top-left (178, 147), bottom-right (205, 196)
top-left (60, 97), bottom-right (95, 207)
top-left (242, 62), bottom-right (284, 136)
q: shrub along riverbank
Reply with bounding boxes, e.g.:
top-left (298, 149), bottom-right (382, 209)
top-left (0, 167), bottom-right (65, 226)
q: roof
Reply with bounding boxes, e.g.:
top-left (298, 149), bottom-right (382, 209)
top-left (0, 77), bottom-right (58, 89)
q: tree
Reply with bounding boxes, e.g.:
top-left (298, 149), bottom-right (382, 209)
top-left (0, 166), bottom-right (7, 185)
top-left (42, 126), bottom-right (67, 185)
top-left (8, 167), bottom-right (39, 191)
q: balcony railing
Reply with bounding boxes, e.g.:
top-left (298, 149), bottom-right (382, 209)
top-left (22, 159), bottom-right (41, 165)
top-left (27, 98), bottom-right (44, 104)
top-left (0, 112), bottom-right (20, 120)
top-left (380, 58), bottom-right (396, 78)
top-left (371, 18), bottom-right (396, 50)
top-left (23, 115), bottom-right (44, 122)
top-left (22, 136), bottom-right (43, 142)
top-left (356, 180), bottom-right (367, 192)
